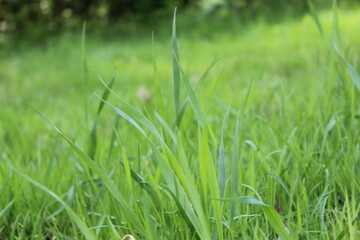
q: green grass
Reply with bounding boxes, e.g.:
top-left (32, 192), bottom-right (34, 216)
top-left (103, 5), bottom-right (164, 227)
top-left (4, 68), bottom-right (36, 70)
top-left (1, 6), bottom-right (360, 239)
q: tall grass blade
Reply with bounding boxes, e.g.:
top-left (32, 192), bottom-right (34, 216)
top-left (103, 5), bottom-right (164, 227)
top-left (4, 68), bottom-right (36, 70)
top-left (93, 94), bottom-right (175, 190)
top-left (152, 32), bottom-right (166, 118)
top-left (330, 0), bottom-right (360, 90)
top-left (174, 59), bottom-right (218, 129)
top-left (174, 99), bottom-right (188, 129)
top-left (218, 105), bottom-right (231, 197)
top-left (95, 94), bottom-right (212, 238)
top-left (95, 72), bottom-right (115, 115)
top-left (88, 73), bottom-right (115, 159)
top-left (107, 114), bottom-right (120, 161)
top-left (94, 79), bottom-right (165, 145)
top-left (332, 40), bottom-right (360, 90)
top-left (309, 0), bottom-right (360, 89)
top-left (174, 53), bottom-right (204, 127)
top-left (230, 110), bottom-right (241, 220)
top-left (195, 58), bottom-right (220, 90)
top-left (81, 22), bottom-right (90, 127)
top-left (172, 7), bottom-right (181, 125)
top-left (307, 0), bottom-right (326, 42)
top-left (155, 112), bottom-right (178, 145)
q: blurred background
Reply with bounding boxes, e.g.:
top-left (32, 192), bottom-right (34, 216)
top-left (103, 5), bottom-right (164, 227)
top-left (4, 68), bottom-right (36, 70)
top-left (0, 0), bottom-right (357, 44)
top-left (0, 0), bottom-right (359, 152)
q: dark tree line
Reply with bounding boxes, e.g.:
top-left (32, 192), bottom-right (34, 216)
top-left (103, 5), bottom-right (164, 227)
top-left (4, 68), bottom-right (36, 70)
top-left (0, 0), bottom-right (356, 33)
top-left (0, 0), bottom-right (193, 32)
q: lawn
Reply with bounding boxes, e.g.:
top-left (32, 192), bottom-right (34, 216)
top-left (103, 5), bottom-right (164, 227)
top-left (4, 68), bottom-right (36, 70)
top-left (0, 7), bottom-right (360, 239)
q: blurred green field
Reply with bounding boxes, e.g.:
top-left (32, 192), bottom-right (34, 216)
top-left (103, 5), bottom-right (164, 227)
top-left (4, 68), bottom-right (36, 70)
top-left (1, 7), bottom-right (360, 239)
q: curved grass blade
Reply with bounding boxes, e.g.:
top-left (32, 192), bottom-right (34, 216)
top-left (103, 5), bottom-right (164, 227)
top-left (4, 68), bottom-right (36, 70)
top-left (29, 105), bottom-right (145, 234)
top-left (88, 72), bottom-right (116, 159)
top-left (174, 59), bottom-right (219, 129)
top-left (161, 185), bottom-right (197, 237)
top-left (211, 196), bottom-right (269, 206)
top-left (332, 41), bottom-right (360, 90)
top-left (97, 102), bottom-right (211, 239)
top-left (155, 112), bottom-right (178, 145)
top-left (173, 98), bottom-right (189, 130)
top-left (307, 0), bottom-right (326, 42)
top-left (96, 76), bottom-right (212, 240)
top-left (13, 169), bottom-right (96, 240)
top-left (196, 58), bottom-right (220, 89)
top-left (173, 53), bottom-right (204, 127)
top-left (0, 200), bottom-right (15, 219)
top-left (309, 0), bottom-right (360, 90)
top-left (107, 114), bottom-right (120, 161)
top-left (107, 217), bottom-right (122, 239)
top-left (95, 72), bottom-right (116, 115)
top-left (118, 161), bottom-right (161, 207)
top-left (330, 1), bottom-right (360, 89)
top-left (212, 196), bottom-right (292, 240)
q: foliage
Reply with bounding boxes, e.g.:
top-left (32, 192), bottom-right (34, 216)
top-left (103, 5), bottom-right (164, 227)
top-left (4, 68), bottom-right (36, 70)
top-left (0, 0), bottom-right (190, 32)
top-left (1, 5), bottom-right (360, 240)
top-left (0, 0), bottom-right (357, 34)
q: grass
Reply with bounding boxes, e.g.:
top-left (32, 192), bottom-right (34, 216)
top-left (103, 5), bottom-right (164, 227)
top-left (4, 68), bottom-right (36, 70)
top-left (1, 6), bottom-right (360, 239)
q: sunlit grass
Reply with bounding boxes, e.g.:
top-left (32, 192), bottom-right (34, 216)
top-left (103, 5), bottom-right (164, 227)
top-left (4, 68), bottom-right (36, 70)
top-left (0, 6), bottom-right (360, 240)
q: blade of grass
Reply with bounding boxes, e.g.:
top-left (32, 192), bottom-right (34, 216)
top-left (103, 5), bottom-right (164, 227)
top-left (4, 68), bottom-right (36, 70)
top-left (161, 185), bottom-right (197, 237)
top-left (230, 110), bottom-right (241, 221)
top-left (107, 114), bottom-right (120, 161)
top-left (95, 96), bottom-right (211, 239)
top-left (81, 22), bottom-right (89, 128)
top-left (172, 7), bottom-right (180, 124)
top-left (173, 98), bottom-right (189, 130)
top-left (88, 73), bottom-right (115, 160)
top-left (218, 104), bottom-right (231, 198)
top-left (174, 58), bottom-right (219, 129)
top-left (29, 105), bottom-right (145, 234)
top-left (95, 72), bottom-right (116, 116)
top-left (330, 0), bottom-right (360, 89)
top-left (307, 0), bottom-right (326, 42)
top-left (118, 161), bottom-right (161, 207)
top-left (173, 53), bottom-right (204, 127)
top-left (155, 111), bottom-right (178, 145)
top-left (0, 200), bottom-right (15, 219)
top-left (95, 84), bottom-right (208, 219)
top-left (332, 41), bottom-right (360, 90)
top-left (13, 169), bottom-right (96, 240)
top-left (231, 80), bottom-right (253, 220)
top-left (212, 197), bottom-right (292, 240)
top-left (200, 123), bottom-right (224, 239)
top-left (195, 58), bottom-right (220, 90)
top-left (152, 32), bottom-right (166, 118)
top-left (107, 217), bottom-right (122, 239)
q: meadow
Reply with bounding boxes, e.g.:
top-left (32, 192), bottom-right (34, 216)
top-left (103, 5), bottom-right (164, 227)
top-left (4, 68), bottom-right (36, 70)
top-left (0, 6), bottom-right (360, 239)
